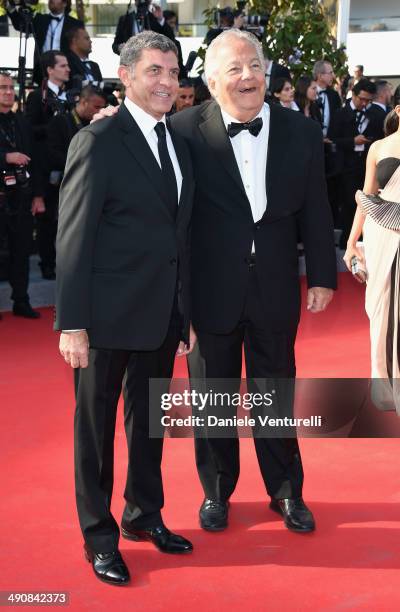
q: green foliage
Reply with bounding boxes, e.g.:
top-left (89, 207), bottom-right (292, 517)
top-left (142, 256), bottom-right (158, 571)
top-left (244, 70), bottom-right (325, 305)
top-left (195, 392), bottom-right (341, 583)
top-left (202, 0), bottom-right (348, 82)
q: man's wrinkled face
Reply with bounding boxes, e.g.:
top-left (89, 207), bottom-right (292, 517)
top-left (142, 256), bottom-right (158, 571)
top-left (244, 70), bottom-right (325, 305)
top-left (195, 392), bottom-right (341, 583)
top-left (175, 86), bottom-right (195, 112)
top-left (0, 75), bottom-right (15, 110)
top-left (319, 63), bottom-right (335, 88)
top-left (118, 48), bottom-right (179, 120)
top-left (208, 38), bottom-right (266, 122)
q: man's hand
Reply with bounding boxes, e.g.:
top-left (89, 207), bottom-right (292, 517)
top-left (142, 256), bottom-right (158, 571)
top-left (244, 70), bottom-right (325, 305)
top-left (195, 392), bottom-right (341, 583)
top-left (5, 151), bottom-right (30, 165)
top-left (176, 325), bottom-right (197, 357)
top-left (31, 196), bottom-right (45, 216)
top-left (307, 287), bottom-right (334, 313)
top-left (354, 135), bottom-right (370, 146)
top-left (59, 331), bottom-right (89, 368)
top-left (91, 105), bottom-right (119, 124)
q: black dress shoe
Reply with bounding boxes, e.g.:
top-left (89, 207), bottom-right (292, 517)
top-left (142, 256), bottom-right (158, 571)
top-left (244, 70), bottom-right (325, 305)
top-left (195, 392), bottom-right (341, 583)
top-left (270, 497), bottom-right (315, 533)
top-left (84, 545), bottom-right (130, 586)
top-left (199, 498), bottom-right (229, 531)
top-left (121, 523), bottom-right (193, 554)
top-left (12, 302), bottom-right (40, 319)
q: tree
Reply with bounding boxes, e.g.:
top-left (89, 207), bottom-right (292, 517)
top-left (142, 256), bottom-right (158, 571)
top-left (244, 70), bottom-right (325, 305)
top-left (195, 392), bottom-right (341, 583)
top-left (203, 0), bottom-right (348, 81)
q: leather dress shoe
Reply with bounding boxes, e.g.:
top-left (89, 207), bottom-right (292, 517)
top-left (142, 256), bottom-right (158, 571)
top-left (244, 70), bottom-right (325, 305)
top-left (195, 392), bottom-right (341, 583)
top-left (121, 523), bottom-right (193, 554)
top-left (199, 498), bottom-right (229, 531)
top-left (269, 497), bottom-right (315, 533)
top-left (13, 302), bottom-right (40, 319)
top-left (84, 545), bottom-right (130, 586)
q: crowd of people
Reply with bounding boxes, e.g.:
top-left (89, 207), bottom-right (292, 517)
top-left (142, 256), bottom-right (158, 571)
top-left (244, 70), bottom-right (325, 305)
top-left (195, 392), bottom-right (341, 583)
top-left (0, 0), bottom-right (398, 320)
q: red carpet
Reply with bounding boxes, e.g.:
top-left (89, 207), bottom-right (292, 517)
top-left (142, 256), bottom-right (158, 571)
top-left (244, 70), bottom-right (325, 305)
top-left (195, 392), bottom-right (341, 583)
top-left (1, 273), bottom-right (400, 611)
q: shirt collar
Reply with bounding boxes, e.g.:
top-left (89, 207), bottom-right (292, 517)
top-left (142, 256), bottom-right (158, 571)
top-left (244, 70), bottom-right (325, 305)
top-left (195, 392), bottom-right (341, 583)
top-left (47, 80), bottom-right (60, 95)
top-left (124, 96), bottom-right (166, 137)
top-left (220, 103), bottom-right (268, 132)
top-left (349, 100), bottom-right (356, 111)
top-left (49, 12), bottom-right (64, 19)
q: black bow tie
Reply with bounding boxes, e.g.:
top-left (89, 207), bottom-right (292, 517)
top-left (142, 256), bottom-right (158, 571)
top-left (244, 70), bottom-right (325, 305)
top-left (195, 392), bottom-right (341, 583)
top-left (318, 90), bottom-right (326, 94)
top-left (227, 117), bottom-right (263, 138)
top-left (50, 15), bottom-right (61, 21)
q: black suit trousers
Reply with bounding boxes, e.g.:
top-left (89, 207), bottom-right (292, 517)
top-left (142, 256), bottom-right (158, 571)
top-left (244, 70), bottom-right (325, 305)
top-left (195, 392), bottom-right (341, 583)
top-left (189, 264), bottom-right (304, 502)
top-left (74, 321), bottom-right (180, 553)
top-left (339, 156), bottom-right (366, 248)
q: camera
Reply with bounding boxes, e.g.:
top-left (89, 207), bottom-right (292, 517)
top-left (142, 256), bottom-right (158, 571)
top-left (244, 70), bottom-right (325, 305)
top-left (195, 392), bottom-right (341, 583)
top-left (136, 0), bottom-right (150, 22)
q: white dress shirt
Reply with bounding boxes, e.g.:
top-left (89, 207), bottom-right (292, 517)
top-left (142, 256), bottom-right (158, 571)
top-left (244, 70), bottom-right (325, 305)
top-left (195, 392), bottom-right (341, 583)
top-left (350, 99), bottom-right (369, 152)
top-left (124, 96), bottom-right (183, 201)
top-left (42, 13), bottom-right (65, 53)
top-left (47, 79), bottom-right (67, 101)
top-left (221, 103), bottom-right (269, 252)
top-left (317, 86), bottom-right (330, 137)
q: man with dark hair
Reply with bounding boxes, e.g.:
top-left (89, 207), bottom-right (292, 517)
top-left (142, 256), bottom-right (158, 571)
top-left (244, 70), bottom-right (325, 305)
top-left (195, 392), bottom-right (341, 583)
top-left (7, 0), bottom-right (83, 85)
top-left (330, 78), bottom-right (383, 248)
top-left (65, 27), bottom-right (103, 90)
top-left (173, 79), bottom-right (195, 113)
top-left (55, 32), bottom-right (195, 585)
top-left (25, 50), bottom-right (71, 280)
top-left (0, 73), bottom-right (44, 318)
top-left (371, 80), bottom-right (392, 117)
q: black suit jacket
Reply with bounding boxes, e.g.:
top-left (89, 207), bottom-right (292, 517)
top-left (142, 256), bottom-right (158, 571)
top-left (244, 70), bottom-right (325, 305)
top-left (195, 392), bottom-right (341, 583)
top-left (25, 86), bottom-right (69, 142)
top-left (330, 103), bottom-right (384, 172)
top-left (46, 112), bottom-right (83, 172)
top-left (8, 10), bottom-right (83, 84)
top-left (55, 103), bottom-right (194, 350)
top-left (112, 12), bottom-right (185, 77)
top-left (65, 51), bottom-right (103, 90)
top-left (170, 101), bottom-right (337, 334)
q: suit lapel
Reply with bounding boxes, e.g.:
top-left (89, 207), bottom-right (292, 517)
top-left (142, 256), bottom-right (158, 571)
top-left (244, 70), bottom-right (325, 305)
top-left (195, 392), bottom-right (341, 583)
top-left (265, 103), bottom-right (292, 211)
top-left (199, 101), bottom-right (249, 205)
top-left (167, 118), bottom-right (190, 223)
top-left (117, 103), bottom-right (173, 219)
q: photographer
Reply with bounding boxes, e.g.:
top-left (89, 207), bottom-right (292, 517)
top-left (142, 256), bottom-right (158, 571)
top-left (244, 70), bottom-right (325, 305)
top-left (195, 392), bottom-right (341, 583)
top-left (0, 72), bottom-right (43, 319)
top-left (7, 0), bottom-right (83, 85)
top-left (112, 1), bottom-right (174, 55)
top-left (25, 50), bottom-right (72, 280)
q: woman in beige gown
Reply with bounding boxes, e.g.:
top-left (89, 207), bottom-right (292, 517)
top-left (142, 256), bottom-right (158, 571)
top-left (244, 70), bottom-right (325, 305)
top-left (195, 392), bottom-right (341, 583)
top-left (344, 106), bottom-right (400, 410)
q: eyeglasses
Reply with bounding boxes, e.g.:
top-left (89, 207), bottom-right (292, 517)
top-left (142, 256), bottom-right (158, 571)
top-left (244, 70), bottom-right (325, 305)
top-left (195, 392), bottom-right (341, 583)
top-left (355, 95), bottom-right (372, 103)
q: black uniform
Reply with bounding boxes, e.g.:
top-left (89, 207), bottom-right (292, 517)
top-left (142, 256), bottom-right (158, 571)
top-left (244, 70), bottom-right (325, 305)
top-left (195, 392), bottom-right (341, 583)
top-left (0, 112), bottom-right (42, 306)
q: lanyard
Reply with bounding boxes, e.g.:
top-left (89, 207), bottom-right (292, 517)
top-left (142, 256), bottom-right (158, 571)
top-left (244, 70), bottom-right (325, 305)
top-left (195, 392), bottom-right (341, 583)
top-left (50, 18), bottom-right (63, 50)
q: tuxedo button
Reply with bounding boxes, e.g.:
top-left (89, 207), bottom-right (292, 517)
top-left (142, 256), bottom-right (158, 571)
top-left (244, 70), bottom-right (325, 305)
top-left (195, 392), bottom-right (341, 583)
top-left (255, 224), bottom-right (260, 230)
top-left (170, 258), bottom-right (177, 265)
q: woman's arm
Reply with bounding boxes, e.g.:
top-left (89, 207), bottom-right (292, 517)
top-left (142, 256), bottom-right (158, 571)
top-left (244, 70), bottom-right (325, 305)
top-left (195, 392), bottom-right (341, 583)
top-left (343, 141), bottom-right (380, 270)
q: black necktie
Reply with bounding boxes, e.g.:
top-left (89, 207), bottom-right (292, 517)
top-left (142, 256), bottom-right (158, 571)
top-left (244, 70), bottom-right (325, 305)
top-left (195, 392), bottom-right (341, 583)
top-left (227, 117), bottom-right (263, 138)
top-left (354, 109), bottom-right (366, 129)
top-left (154, 122), bottom-right (178, 219)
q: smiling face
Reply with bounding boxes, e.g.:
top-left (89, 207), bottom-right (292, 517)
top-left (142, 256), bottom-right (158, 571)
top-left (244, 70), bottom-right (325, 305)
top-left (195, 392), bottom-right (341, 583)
top-left (118, 48), bottom-right (179, 120)
top-left (207, 37), bottom-right (266, 122)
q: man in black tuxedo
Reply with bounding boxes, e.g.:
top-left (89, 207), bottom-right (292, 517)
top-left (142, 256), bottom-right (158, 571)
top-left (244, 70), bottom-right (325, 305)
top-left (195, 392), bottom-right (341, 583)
top-left (46, 85), bottom-right (106, 174)
top-left (330, 79), bottom-right (383, 248)
top-left (313, 60), bottom-right (343, 225)
top-left (0, 72), bottom-right (44, 319)
top-left (264, 52), bottom-right (291, 97)
top-left (25, 50), bottom-right (72, 280)
top-left (65, 27), bottom-right (103, 90)
top-left (55, 31), bottom-right (194, 585)
top-left (7, 0), bottom-right (83, 85)
top-left (112, 0), bottom-right (173, 54)
top-left (171, 30), bottom-right (337, 533)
